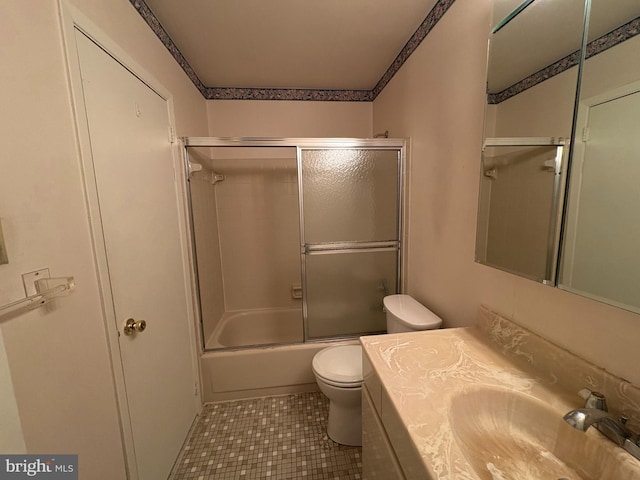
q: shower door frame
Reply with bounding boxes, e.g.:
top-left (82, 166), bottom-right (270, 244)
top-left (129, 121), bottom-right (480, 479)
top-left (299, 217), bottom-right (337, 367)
top-left (183, 137), bottom-right (406, 348)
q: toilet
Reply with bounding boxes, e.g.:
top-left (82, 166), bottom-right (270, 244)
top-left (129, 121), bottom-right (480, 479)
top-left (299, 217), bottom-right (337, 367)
top-left (312, 294), bottom-right (443, 446)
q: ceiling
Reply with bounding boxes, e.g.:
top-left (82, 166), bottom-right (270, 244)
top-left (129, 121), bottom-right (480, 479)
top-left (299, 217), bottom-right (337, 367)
top-left (141, 0), bottom-right (439, 94)
top-left (136, 0), bottom-right (640, 101)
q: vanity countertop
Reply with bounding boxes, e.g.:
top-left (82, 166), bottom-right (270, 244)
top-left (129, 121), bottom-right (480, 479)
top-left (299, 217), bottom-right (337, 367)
top-left (360, 311), bottom-right (640, 480)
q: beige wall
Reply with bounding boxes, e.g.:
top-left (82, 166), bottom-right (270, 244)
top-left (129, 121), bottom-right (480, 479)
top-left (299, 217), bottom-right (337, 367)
top-left (207, 100), bottom-right (373, 137)
top-left (0, 0), bottom-right (207, 478)
top-left (372, 0), bottom-right (640, 386)
top-left (215, 158), bottom-right (301, 312)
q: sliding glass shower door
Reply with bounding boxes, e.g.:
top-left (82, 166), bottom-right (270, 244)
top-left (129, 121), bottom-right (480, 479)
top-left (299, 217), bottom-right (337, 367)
top-left (298, 147), bottom-right (402, 340)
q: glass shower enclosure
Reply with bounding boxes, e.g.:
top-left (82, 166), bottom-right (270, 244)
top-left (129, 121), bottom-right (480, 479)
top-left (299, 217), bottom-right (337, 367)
top-left (183, 138), bottom-right (405, 349)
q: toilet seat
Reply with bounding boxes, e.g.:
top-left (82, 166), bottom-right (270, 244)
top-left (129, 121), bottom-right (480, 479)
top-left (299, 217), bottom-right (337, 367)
top-left (314, 371), bottom-right (362, 388)
top-left (312, 345), bottom-right (363, 388)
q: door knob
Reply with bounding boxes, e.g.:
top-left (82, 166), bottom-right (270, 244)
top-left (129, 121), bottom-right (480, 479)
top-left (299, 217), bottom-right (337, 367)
top-left (123, 318), bottom-right (147, 336)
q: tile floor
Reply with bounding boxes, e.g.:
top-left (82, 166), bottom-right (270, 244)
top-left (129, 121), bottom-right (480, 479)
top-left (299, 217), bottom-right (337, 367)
top-left (170, 392), bottom-right (362, 479)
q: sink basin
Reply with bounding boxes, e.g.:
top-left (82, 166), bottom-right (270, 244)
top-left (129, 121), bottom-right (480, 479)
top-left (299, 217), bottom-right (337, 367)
top-left (448, 387), bottom-right (639, 480)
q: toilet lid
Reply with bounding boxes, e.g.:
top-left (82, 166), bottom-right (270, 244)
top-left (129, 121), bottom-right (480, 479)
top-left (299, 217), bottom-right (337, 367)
top-left (383, 294), bottom-right (443, 330)
top-left (312, 345), bottom-right (363, 386)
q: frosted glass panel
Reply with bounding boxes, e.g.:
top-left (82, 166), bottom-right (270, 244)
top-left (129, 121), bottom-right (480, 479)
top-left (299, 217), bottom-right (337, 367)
top-left (305, 250), bottom-right (397, 339)
top-left (301, 149), bottom-right (399, 243)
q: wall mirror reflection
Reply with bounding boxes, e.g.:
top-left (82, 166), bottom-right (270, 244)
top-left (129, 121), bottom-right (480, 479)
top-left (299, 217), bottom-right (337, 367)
top-left (558, 0), bottom-right (640, 313)
top-left (477, 138), bottom-right (567, 283)
top-left (478, 0), bottom-right (640, 314)
top-left (477, 0), bottom-right (587, 283)
top-left (485, 0), bottom-right (587, 138)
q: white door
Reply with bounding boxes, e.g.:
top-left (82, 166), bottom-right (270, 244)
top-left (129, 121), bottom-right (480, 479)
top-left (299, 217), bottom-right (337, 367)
top-left (569, 88), bottom-right (640, 306)
top-left (75, 30), bottom-right (198, 479)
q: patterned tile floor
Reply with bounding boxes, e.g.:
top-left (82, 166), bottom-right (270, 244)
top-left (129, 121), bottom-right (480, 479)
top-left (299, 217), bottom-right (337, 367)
top-left (170, 392), bottom-right (362, 479)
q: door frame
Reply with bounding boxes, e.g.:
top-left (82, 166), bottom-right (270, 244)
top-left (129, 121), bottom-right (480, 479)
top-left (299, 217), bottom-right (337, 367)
top-left (58, 2), bottom-right (202, 478)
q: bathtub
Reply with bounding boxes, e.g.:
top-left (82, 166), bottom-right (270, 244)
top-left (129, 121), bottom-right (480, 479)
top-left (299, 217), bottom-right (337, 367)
top-left (206, 307), bottom-right (304, 349)
top-left (201, 338), bottom-right (360, 402)
top-left (201, 306), bottom-right (361, 402)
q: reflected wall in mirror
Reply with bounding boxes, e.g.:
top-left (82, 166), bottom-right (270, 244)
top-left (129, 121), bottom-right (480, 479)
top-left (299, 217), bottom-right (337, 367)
top-left (485, 0), bottom-right (587, 138)
top-left (558, 0), bottom-right (640, 313)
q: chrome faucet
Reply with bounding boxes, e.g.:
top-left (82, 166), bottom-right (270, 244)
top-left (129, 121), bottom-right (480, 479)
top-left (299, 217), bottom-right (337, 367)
top-left (563, 388), bottom-right (640, 460)
top-left (564, 408), bottom-right (634, 445)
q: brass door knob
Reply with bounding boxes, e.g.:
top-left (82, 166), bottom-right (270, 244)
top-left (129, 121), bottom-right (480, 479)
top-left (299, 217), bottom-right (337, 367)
top-left (123, 318), bottom-right (147, 336)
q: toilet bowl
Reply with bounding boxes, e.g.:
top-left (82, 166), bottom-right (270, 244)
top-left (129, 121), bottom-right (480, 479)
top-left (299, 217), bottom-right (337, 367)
top-left (312, 345), bottom-right (363, 446)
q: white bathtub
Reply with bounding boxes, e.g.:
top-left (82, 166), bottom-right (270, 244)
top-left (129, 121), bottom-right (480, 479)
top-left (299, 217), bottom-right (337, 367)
top-left (201, 306), bottom-right (360, 402)
top-left (206, 307), bottom-right (303, 349)
top-left (201, 338), bottom-right (359, 402)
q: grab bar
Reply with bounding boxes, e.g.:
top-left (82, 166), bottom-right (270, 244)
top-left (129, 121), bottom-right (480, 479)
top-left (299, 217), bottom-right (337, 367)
top-left (0, 276), bottom-right (75, 320)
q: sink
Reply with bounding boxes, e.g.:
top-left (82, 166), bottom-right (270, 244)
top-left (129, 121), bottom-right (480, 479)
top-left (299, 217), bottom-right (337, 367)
top-left (448, 387), bottom-right (639, 480)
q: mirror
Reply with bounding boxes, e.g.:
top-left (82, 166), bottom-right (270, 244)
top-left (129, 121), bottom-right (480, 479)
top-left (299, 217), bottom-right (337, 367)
top-left (478, 0), bottom-right (640, 313)
top-left (558, 0), bottom-right (640, 313)
top-left (477, 0), bottom-right (587, 283)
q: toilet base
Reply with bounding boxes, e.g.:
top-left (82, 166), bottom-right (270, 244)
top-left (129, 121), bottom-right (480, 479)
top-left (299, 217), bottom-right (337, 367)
top-left (315, 380), bottom-right (362, 446)
top-left (312, 345), bottom-right (363, 447)
top-left (327, 395), bottom-right (362, 446)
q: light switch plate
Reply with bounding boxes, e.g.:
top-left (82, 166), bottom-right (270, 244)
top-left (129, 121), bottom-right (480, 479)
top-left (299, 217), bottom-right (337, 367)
top-left (22, 269), bottom-right (50, 297)
top-left (0, 219), bottom-right (8, 265)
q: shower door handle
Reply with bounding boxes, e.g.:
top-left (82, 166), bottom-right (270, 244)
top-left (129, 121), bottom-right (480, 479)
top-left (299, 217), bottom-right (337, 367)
top-left (123, 318), bottom-right (147, 336)
top-left (303, 241), bottom-right (399, 255)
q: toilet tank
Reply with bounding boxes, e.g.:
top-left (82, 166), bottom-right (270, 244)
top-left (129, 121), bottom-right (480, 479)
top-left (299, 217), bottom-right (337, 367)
top-left (383, 294), bottom-right (443, 333)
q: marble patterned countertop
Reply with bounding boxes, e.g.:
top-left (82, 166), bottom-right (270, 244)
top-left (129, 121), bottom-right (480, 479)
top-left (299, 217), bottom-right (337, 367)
top-left (360, 306), bottom-right (640, 480)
